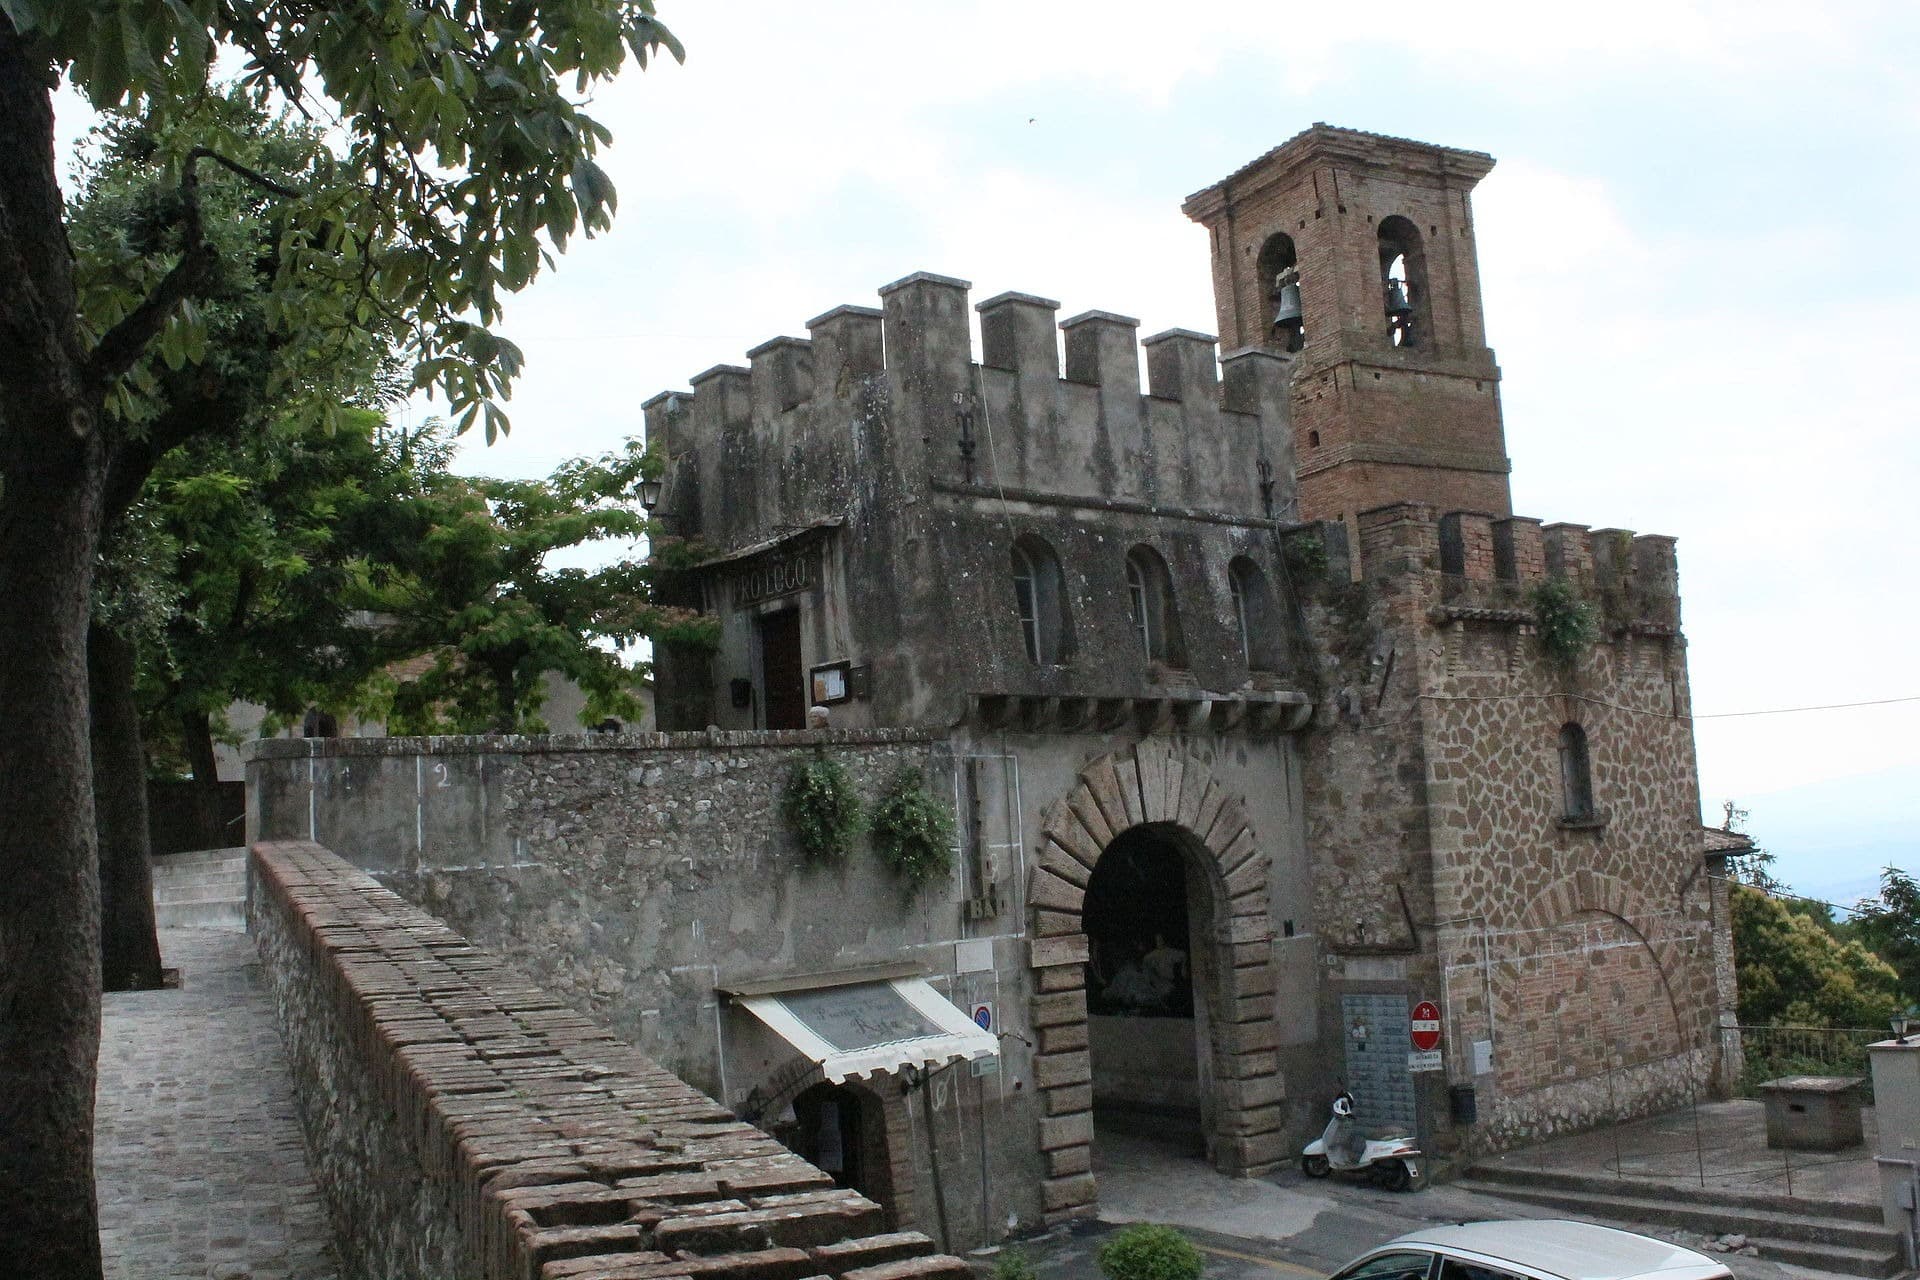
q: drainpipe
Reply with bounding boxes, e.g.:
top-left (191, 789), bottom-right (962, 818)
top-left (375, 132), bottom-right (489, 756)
top-left (1875, 1156), bottom-right (1920, 1269)
top-left (1431, 913), bottom-right (1497, 1161)
top-left (1431, 913), bottom-right (1497, 1064)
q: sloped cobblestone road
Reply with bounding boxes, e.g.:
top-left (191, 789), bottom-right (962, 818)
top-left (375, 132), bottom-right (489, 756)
top-left (95, 927), bottom-right (338, 1280)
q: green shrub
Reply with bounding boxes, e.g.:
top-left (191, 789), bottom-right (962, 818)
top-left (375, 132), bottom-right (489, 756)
top-left (1530, 576), bottom-right (1598, 671)
top-left (781, 756), bottom-right (863, 863)
top-left (1098, 1225), bottom-right (1203, 1280)
top-left (870, 766), bottom-right (955, 885)
top-left (991, 1248), bottom-right (1037, 1280)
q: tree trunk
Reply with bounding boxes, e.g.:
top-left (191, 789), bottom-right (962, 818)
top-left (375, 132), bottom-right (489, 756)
top-left (89, 624), bottom-right (166, 993)
top-left (1, 18), bottom-right (110, 1274)
top-left (0, 453), bottom-right (109, 1277)
top-left (179, 707), bottom-right (230, 853)
top-left (180, 707), bottom-right (220, 788)
top-left (492, 655), bottom-right (522, 733)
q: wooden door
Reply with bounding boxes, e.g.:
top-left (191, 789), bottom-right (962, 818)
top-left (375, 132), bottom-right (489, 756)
top-left (759, 609), bottom-right (805, 729)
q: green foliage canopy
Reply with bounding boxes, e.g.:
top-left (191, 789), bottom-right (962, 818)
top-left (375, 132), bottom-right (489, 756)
top-left (369, 437), bottom-right (712, 734)
top-left (126, 411), bottom-right (457, 760)
top-left (7, 0), bottom-right (681, 438)
top-left (1852, 866), bottom-right (1920, 1011)
top-left (1731, 883), bottom-right (1901, 1028)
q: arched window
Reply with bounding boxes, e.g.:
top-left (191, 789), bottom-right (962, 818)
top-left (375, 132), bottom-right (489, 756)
top-left (1376, 216), bottom-right (1429, 349)
top-left (1228, 557), bottom-right (1282, 671)
top-left (1012, 536), bottom-right (1071, 664)
top-left (1559, 723), bottom-right (1595, 821)
top-left (1258, 232), bottom-right (1303, 353)
top-left (1125, 546), bottom-right (1186, 667)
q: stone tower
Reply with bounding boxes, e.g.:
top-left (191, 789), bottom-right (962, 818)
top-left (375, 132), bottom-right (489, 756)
top-left (1183, 125), bottom-right (1513, 526)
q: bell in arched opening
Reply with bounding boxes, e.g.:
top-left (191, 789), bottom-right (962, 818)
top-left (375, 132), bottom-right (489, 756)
top-left (1259, 232), bottom-right (1305, 354)
top-left (1270, 267), bottom-right (1304, 353)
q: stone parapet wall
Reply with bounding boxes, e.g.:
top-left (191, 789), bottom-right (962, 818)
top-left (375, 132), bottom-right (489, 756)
top-left (250, 839), bottom-right (967, 1280)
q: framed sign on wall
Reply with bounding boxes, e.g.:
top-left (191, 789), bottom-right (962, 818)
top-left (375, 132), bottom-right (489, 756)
top-left (809, 661), bottom-right (851, 705)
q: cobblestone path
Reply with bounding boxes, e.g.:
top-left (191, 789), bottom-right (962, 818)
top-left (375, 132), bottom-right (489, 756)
top-left (95, 927), bottom-right (338, 1280)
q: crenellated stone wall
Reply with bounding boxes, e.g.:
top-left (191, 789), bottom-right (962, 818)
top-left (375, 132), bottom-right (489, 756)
top-left (641, 271), bottom-right (1308, 734)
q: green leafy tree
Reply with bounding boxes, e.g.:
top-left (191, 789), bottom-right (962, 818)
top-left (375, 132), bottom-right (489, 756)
top-left (0, 3), bottom-right (678, 1270)
top-left (132, 410), bottom-right (455, 773)
top-left (1731, 883), bottom-right (1901, 1028)
top-left (370, 439), bottom-right (713, 734)
top-left (1852, 866), bottom-right (1920, 1011)
top-left (69, 94), bottom-right (408, 997)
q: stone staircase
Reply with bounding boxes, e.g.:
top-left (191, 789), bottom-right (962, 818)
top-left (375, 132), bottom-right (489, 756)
top-left (150, 847), bottom-right (248, 929)
top-left (1458, 1164), bottom-right (1908, 1278)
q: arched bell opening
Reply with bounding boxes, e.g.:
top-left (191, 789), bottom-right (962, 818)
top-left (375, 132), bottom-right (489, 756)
top-left (1083, 822), bottom-right (1227, 1162)
top-left (1376, 215), bottom-right (1430, 349)
top-left (1258, 232), bottom-right (1303, 353)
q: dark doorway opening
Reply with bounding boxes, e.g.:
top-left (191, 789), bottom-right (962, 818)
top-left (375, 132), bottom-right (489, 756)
top-left (758, 608), bottom-right (805, 729)
top-left (788, 1081), bottom-right (890, 1217)
top-left (1083, 823), bottom-right (1208, 1158)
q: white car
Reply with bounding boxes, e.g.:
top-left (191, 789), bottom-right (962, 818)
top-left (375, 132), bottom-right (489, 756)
top-left (1327, 1221), bottom-right (1734, 1280)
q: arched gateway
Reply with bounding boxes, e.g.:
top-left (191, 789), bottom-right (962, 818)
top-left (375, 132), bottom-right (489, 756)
top-left (1027, 742), bottom-right (1284, 1222)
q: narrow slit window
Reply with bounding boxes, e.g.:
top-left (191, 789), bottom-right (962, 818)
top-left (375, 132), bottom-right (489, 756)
top-left (1559, 722), bottom-right (1595, 821)
top-left (1229, 556), bottom-right (1281, 671)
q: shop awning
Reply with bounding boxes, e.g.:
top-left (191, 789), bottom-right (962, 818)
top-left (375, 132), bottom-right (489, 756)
top-left (735, 977), bottom-right (998, 1083)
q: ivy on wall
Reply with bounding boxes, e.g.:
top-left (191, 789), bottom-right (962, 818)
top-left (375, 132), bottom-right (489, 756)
top-left (871, 767), bottom-right (956, 886)
top-left (781, 756), bottom-right (864, 863)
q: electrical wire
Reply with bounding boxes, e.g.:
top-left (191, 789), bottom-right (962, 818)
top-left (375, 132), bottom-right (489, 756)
top-left (1407, 690), bottom-right (1920, 722)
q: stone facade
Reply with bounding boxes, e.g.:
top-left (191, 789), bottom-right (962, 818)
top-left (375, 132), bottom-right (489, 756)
top-left (249, 723), bottom-right (1315, 1243)
top-left (248, 122), bottom-right (1731, 1247)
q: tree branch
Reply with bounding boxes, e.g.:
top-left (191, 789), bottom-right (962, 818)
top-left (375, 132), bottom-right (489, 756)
top-left (189, 146), bottom-right (305, 200)
top-left (86, 147), bottom-right (303, 388)
top-left (85, 156), bottom-right (215, 385)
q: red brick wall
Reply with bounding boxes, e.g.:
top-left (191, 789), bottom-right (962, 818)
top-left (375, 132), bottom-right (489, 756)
top-left (1187, 127), bottom-right (1512, 522)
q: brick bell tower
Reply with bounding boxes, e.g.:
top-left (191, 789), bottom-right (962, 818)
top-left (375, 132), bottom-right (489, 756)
top-left (1183, 125), bottom-right (1513, 526)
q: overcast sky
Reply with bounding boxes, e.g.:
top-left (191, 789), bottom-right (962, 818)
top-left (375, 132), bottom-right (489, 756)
top-left (57, 1), bottom-right (1920, 902)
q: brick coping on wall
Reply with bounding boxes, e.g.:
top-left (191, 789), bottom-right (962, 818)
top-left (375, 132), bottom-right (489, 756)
top-left (251, 839), bottom-right (970, 1280)
top-left (245, 727), bottom-right (945, 763)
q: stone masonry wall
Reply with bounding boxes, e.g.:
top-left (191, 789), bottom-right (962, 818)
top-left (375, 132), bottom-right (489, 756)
top-left (248, 731), bottom-right (956, 1086)
top-left (1298, 502), bottom-right (1721, 1155)
top-left (250, 838), bottom-right (968, 1280)
top-left (247, 729), bottom-right (1046, 1246)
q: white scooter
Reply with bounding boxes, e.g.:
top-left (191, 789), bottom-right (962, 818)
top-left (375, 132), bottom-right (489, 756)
top-left (1300, 1092), bottom-right (1424, 1191)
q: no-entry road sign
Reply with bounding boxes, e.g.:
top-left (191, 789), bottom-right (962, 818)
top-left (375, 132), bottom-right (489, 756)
top-left (1410, 1001), bottom-right (1441, 1052)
